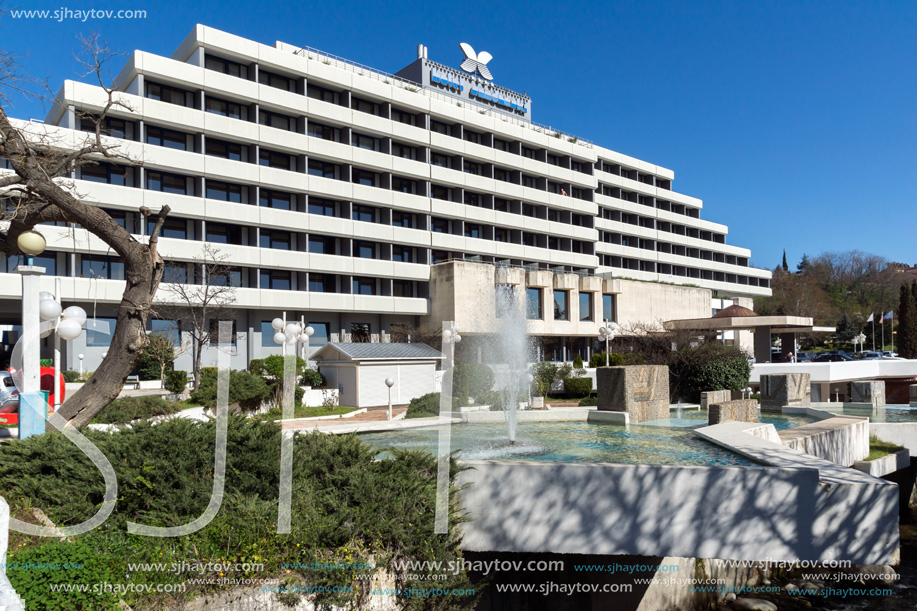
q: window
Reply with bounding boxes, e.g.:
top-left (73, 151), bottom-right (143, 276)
top-left (146, 82), bottom-right (193, 107)
top-left (259, 149), bottom-right (293, 170)
top-left (393, 280), bottom-right (413, 297)
top-left (6, 254), bottom-right (56, 275)
top-left (163, 263), bottom-right (188, 284)
top-left (494, 168), bottom-right (510, 182)
top-left (151, 319), bottom-right (181, 347)
top-left (308, 235), bottom-right (335, 254)
top-left (392, 177), bottom-right (416, 194)
top-left (392, 142), bottom-right (416, 160)
top-left (391, 108), bottom-right (416, 125)
top-left (81, 255), bottom-right (124, 280)
top-left (307, 84), bottom-right (339, 104)
top-left (463, 160), bottom-right (483, 175)
top-left (430, 121), bottom-right (451, 136)
top-left (258, 70), bottom-right (295, 91)
top-left (392, 245), bottom-right (413, 263)
top-left (146, 172), bottom-right (187, 195)
top-left (352, 277), bottom-right (375, 296)
top-left (603, 294), bottom-right (616, 323)
top-left (308, 159), bottom-right (338, 179)
top-left (206, 223), bottom-right (244, 245)
top-left (351, 132), bottom-right (381, 151)
top-left (464, 130), bottom-right (483, 144)
top-left (391, 211), bottom-right (413, 228)
top-left (494, 138), bottom-right (510, 152)
top-left (554, 290), bottom-right (568, 321)
top-left (352, 204), bottom-right (376, 223)
top-left (208, 320), bottom-right (237, 345)
top-left (308, 199), bottom-right (336, 217)
top-left (205, 55), bottom-right (246, 78)
top-left (307, 122), bottom-right (340, 141)
top-left (522, 175), bottom-right (537, 188)
top-left (431, 153), bottom-right (452, 168)
top-left (431, 250), bottom-right (449, 264)
top-left (205, 97), bottom-right (243, 119)
top-left (259, 109), bottom-right (295, 131)
top-left (260, 189), bottom-right (293, 210)
top-left (351, 97), bottom-right (380, 116)
top-left (464, 223), bottom-right (481, 239)
top-left (260, 269), bottom-right (291, 290)
top-left (547, 154), bottom-right (562, 167)
top-left (206, 181), bottom-right (245, 203)
top-left (146, 126), bottom-right (188, 150)
top-left (104, 209), bottom-right (129, 229)
top-left (262, 321), bottom-right (279, 347)
top-left (522, 147), bottom-right (536, 159)
top-left (206, 138), bottom-right (243, 161)
top-left (86, 317), bottom-right (116, 346)
top-left (154, 218), bottom-right (188, 240)
top-left (308, 273), bottom-right (335, 292)
top-left (464, 192), bottom-right (483, 207)
top-left (260, 230), bottom-right (290, 250)
top-left (309, 322), bottom-right (330, 347)
top-left (580, 292), bottom-right (593, 321)
top-left (431, 218), bottom-right (449, 233)
top-left (81, 116), bottom-right (128, 139)
top-left (494, 198), bottom-right (510, 212)
top-left (494, 228), bottom-right (507, 242)
top-left (351, 322), bottom-right (371, 342)
top-left (526, 287), bottom-right (542, 320)
top-left (354, 241), bottom-right (375, 259)
top-left (81, 163), bottom-right (126, 186)
top-left (352, 169), bottom-right (380, 187)
top-left (431, 184), bottom-right (451, 201)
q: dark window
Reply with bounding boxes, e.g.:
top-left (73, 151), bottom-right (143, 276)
top-left (392, 176), bottom-right (416, 194)
top-left (146, 126), bottom-right (188, 150)
top-left (464, 223), bottom-right (481, 239)
top-left (307, 122), bottom-right (340, 141)
top-left (431, 185), bottom-right (451, 201)
top-left (210, 267), bottom-right (242, 287)
top-left (81, 255), bottom-right (124, 280)
top-left (494, 139), bottom-right (510, 152)
top-left (526, 287), bottom-right (542, 320)
top-left (309, 273), bottom-right (335, 292)
top-left (307, 159), bottom-right (338, 179)
top-left (351, 97), bottom-right (381, 116)
top-left (206, 223), bottom-right (244, 245)
top-left (522, 147), bottom-right (536, 160)
top-left (206, 138), bottom-right (243, 161)
top-left (494, 228), bottom-right (507, 242)
top-left (351, 323), bottom-right (371, 342)
top-left (463, 160), bottom-right (483, 175)
top-left (494, 168), bottom-right (510, 182)
top-left (392, 245), bottom-right (413, 262)
top-left (352, 169), bottom-right (379, 187)
top-left (351, 132), bottom-right (381, 151)
top-left (431, 250), bottom-right (449, 264)
top-left (307, 84), bottom-right (339, 104)
top-left (259, 109), bottom-right (295, 131)
top-left (260, 269), bottom-right (291, 290)
top-left (464, 192), bottom-right (483, 207)
top-left (151, 319), bottom-right (181, 347)
top-left (208, 320), bottom-right (238, 345)
top-left (146, 82), bottom-right (193, 107)
top-left (205, 55), bottom-right (246, 78)
top-left (259, 149), bottom-right (293, 170)
top-left (205, 97), bottom-right (243, 119)
top-left (352, 277), bottom-right (375, 296)
top-left (392, 142), bottom-right (416, 160)
top-left (153, 218), bottom-right (188, 240)
top-left (431, 153), bottom-right (451, 168)
top-left (260, 230), bottom-right (290, 250)
top-left (431, 218), bottom-right (449, 233)
top-left (464, 130), bottom-right (483, 145)
top-left (6, 254), bottom-right (56, 275)
top-left (260, 189), bottom-right (293, 210)
top-left (352, 204), bottom-right (376, 223)
top-left (80, 116), bottom-right (128, 139)
top-left (81, 163), bottom-right (126, 186)
top-left (391, 211), bottom-right (413, 228)
top-left (354, 241), bottom-right (375, 259)
top-left (146, 171), bottom-right (187, 195)
top-left (392, 280), bottom-right (412, 297)
top-left (554, 290), bottom-right (569, 321)
top-left (522, 175), bottom-right (537, 188)
top-left (494, 198), bottom-right (510, 212)
top-left (430, 121), bottom-right (451, 136)
top-left (603, 294), bottom-right (616, 323)
top-left (308, 235), bottom-right (334, 254)
top-left (163, 263), bottom-right (188, 284)
top-left (391, 108), bottom-right (416, 125)
top-left (206, 181), bottom-right (245, 203)
top-left (258, 70), bottom-right (295, 91)
top-left (308, 199), bottom-right (336, 216)
top-left (86, 317), bottom-right (116, 346)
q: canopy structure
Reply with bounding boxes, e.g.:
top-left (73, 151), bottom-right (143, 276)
top-left (664, 306), bottom-right (834, 363)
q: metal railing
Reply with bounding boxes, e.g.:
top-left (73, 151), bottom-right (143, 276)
top-left (292, 45), bottom-right (593, 149)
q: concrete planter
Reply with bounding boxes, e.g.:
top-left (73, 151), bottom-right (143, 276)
top-left (853, 449), bottom-right (910, 477)
top-left (531, 396), bottom-right (545, 409)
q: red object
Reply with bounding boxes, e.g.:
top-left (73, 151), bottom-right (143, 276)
top-left (39, 366), bottom-right (65, 410)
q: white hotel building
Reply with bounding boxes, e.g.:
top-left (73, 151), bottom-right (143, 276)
top-left (0, 26), bottom-right (771, 372)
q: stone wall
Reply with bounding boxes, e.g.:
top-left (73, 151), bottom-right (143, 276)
top-left (778, 417), bottom-right (871, 467)
top-left (0, 497), bottom-right (26, 611)
top-left (851, 381), bottom-right (886, 408)
top-left (700, 390), bottom-right (731, 410)
top-left (708, 400), bottom-right (759, 425)
top-left (760, 373), bottom-right (811, 412)
top-left (597, 365), bottom-right (669, 423)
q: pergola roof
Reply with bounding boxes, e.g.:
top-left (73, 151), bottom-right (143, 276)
top-left (664, 315), bottom-right (823, 333)
top-left (312, 342), bottom-right (444, 362)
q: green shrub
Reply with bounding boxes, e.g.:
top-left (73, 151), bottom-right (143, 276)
top-left (452, 362), bottom-right (495, 403)
top-left (92, 396), bottom-right (182, 424)
top-left (406, 392), bottom-right (440, 418)
top-left (578, 396), bottom-right (598, 406)
top-left (299, 367), bottom-right (323, 388)
top-left (572, 355), bottom-right (584, 369)
top-left (191, 369), bottom-right (272, 412)
top-left (675, 351), bottom-right (751, 403)
top-left (164, 370), bottom-right (187, 394)
top-left (563, 377), bottom-right (593, 398)
top-left (8, 538), bottom-right (120, 610)
top-left (62, 370), bottom-right (81, 383)
top-left (590, 352), bottom-right (645, 368)
top-left (136, 332), bottom-right (174, 380)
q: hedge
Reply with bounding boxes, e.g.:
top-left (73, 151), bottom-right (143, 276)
top-left (190, 369), bottom-right (272, 412)
top-left (563, 377), bottom-right (593, 398)
top-left (164, 370), bottom-right (187, 394)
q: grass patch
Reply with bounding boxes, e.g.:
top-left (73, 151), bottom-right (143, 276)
top-left (258, 405), bottom-right (358, 421)
top-left (867, 436), bottom-right (904, 461)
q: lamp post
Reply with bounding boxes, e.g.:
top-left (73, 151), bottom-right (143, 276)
top-left (16, 230), bottom-right (47, 439)
top-left (78, 354), bottom-right (85, 378)
top-left (38, 284), bottom-right (87, 412)
top-left (526, 373), bottom-right (534, 410)
top-left (598, 321), bottom-right (618, 366)
top-left (385, 377), bottom-right (395, 420)
top-left (297, 317), bottom-right (314, 368)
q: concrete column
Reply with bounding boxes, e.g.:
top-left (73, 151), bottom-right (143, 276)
top-left (0, 495), bottom-right (26, 610)
top-left (779, 332), bottom-right (797, 362)
top-left (753, 326), bottom-right (772, 363)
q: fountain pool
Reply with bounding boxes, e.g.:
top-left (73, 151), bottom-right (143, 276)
top-left (821, 404), bottom-right (917, 422)
top-left (359, 411), bottom-right (815, 467)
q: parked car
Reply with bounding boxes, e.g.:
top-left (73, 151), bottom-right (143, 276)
top-left (812, 353), bottom-right (854, 362)
top-left (857, 351), bottom-right (883, 360)
top-left (0, 370), bottom-right (19, 423)
top-left (880, 351), bottom-right (900, 359)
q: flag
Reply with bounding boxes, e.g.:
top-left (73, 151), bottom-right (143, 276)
top-left (866, 313), bottom-right (874, 323)
top-left (883, 311), bottom-right (894, 321)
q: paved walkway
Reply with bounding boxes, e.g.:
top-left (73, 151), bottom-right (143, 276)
top-left (282, 408), bottom-right (408, 431)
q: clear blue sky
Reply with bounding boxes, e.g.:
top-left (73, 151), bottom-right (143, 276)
top-left (2, 0), bottom-right (914, 271)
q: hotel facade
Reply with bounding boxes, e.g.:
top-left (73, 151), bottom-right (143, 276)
top-left (0, 26), bottom-right (771, 372)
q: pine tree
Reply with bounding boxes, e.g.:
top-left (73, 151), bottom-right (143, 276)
top-left (797, 254), bottom-right (810, 274)
top-left (782, 250), bottom-right (789, 272)
top-left (898, 283), bottom-right (917, 359)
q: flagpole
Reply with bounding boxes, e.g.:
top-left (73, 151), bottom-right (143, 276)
top-left (872, 317), bottom-right (875, 352)
top-left (891, 311), bottom-right (895, 354)
top-left (881, 317), bottom-right (885, 352)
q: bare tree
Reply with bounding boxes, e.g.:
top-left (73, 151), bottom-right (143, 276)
top-left (158, 244), bottom-right (238, 390)
top-left (0, 34), bottom-right (170, 427)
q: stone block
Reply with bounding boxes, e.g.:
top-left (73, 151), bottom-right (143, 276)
top-left (910, 384), bottom-right (917, 407)
top-left (709, 399), bottom-right (760, 425)
top-left (700, 390), bottom-right (731, 410)
top-left (851, 381), bottom-right (886, 408)
top-left (597, 365), bottom-right (669, 423)
top-left (760, 373), bottom-right (810, 413)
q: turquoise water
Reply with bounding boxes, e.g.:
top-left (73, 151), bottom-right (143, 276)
top-left (358, 411), bottom-right (814, 467)
top-left (823, 405), bottom-right (917, 422)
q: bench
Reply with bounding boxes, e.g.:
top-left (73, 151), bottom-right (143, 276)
top-left (124, 375), bottom-right (140, 389)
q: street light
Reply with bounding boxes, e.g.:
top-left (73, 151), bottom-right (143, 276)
top-left (598, 322), bottom-right (619, 367)
top-left (385, 377), bottom-right (395, 420)
top-left (298, 320), bottom-right (314, 367)
top-left (15, 230), bottom-right (47, 439)
top-left (39, 285), bottom-right (87, 414)
top-left (78, 354), bottom-right (85, 378)
top-left (526, 372), bottom-right (534, 410)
